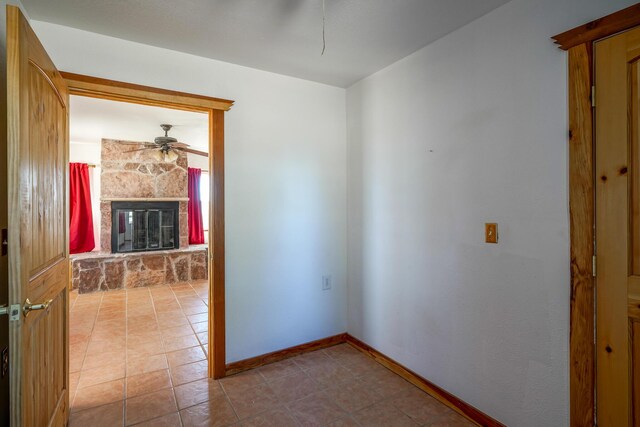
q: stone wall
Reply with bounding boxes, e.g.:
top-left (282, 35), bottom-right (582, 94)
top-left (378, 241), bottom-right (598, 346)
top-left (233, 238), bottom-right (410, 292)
top-left (71, 247), bottom-right (208, 294)
top-left (100, 139), bottom-right (189, 251)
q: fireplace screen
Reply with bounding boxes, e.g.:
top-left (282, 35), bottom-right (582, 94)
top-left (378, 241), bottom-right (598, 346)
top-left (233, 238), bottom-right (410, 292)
top-left (111, 201), bottom-right (180, 253)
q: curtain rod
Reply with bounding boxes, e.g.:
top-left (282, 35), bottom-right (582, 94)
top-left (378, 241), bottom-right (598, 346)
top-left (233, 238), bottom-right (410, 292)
top-left (77, 163), bottom-right (208, 171)
top-left (69, 163), bottom-right (98, 168)
top-left (69, 162), bottom-right (98, 168)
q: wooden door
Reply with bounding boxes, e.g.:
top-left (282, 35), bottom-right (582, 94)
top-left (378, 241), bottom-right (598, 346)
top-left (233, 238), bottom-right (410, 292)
top-left (595, 25), bottom-right (640, 427)
top-left (6, 5), bottom-right (70, 427)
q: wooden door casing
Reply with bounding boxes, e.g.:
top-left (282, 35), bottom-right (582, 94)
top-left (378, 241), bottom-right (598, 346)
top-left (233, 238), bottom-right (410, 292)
top-left (60, 72), bottom-right (233, 379)
top-left (7, 6), bottom-right (70, 427)
top-left (595, 25), bottom-right (640, 427)
top-left (552, 4), bottom-right (640, 425)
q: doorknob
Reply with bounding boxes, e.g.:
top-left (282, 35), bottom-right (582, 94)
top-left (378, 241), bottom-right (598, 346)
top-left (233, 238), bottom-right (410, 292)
top-left (23, 298), bottom-right (53, 317)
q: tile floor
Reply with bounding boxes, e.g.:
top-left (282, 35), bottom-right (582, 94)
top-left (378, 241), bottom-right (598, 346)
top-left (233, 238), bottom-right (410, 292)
top-left (69, 283), bottom-right (475, 426)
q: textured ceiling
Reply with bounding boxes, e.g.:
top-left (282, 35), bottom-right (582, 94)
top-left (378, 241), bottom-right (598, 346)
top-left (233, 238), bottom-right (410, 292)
top-left (70, 96), bottom-right (209, 152)
top-left (22, 0), bottom-right (509, 87)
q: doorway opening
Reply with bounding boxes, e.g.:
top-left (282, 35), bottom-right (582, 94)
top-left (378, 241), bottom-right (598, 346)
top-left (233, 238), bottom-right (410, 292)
top-left (68, 95), bottom-right (213, 415)
top-left (62, 73), bottom-right (232, 422)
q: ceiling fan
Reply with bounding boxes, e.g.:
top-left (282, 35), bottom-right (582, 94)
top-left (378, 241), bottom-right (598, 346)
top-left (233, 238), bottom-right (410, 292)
top-left (121, 124), bottom-right (207, 162)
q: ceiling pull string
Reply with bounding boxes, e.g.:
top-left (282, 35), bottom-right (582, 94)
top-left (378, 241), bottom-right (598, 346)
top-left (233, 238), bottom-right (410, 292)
top-left (321, 0), bottom-right (326, 55)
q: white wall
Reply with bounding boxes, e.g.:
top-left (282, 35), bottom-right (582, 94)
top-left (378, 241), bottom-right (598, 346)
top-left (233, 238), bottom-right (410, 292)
top-left (346, 0), bottom-right (636, 426)
top-left (187, 153), bottom-right (209, 172)
top-left (30, 21), bottom-right (348, 363)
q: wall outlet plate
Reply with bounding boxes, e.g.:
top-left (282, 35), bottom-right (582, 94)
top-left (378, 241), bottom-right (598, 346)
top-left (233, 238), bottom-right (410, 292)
top-left (322, 275), bottom-right (332, 290)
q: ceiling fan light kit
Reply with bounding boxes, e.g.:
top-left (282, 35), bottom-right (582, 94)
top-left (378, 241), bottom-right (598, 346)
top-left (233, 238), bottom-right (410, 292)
top-left (165, 150), bottom-right (179, 162)
top-left (151, 149), bottom-right (179, 163)
top-left (150, 146), bottom-right (180, 163)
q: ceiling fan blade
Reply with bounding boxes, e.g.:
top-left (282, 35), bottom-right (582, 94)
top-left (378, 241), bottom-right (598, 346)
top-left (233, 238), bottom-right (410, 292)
top-left (174, 147), bottom-right (208, 157)
top-left (112, 140), bottom-right (155, 146)
top-left (171, 142), bottom-right (190, 148)
top-left (124, 147), bottom-right (157, 153)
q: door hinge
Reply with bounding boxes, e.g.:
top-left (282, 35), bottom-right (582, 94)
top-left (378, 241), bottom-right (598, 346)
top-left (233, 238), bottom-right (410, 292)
top-left (1, 229), bottom-right (6, 256)
top-left (591, 86), bottom-right (596, 107)
top-left (592, 255), bottom-right (597, 277)
top-left (1, 347), bottom-right (7, 378)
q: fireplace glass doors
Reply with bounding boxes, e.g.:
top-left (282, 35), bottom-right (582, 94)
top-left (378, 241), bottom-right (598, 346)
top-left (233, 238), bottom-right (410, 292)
top-left (111, 201), bottom-right (180, 253)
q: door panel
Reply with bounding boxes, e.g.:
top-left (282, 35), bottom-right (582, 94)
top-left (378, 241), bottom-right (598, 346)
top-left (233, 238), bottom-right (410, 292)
top-left (0, 3), bottom-right (11, 424)
top-left (595, 26), bottom-right (640, 426)
top-left (634, 322), bottom-right (640, 426)
top-left (27, 63), bottom-right (66, 276)
top-left (7, 5), bottom-right (69, 427)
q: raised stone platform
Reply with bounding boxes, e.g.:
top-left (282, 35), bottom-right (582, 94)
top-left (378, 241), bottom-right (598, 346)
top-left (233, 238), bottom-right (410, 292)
top-left (71, 245), bottom-right (208, 294)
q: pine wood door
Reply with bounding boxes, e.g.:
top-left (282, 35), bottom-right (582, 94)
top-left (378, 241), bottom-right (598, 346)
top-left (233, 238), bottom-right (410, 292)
top-left (6, 5), bottom-right (70, 426)
top-left (595, 25), bottom-right (640, 427)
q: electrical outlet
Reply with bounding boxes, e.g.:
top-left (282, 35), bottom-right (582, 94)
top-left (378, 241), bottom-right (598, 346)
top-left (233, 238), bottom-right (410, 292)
top-left (322, 275), bottom-right (332, 291)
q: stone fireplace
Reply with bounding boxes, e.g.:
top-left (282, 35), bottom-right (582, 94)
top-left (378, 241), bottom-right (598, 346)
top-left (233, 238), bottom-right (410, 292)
top-left (70, 139), bottom-right (208, 293)
top-left (99, 139), bottom-right (189, 251)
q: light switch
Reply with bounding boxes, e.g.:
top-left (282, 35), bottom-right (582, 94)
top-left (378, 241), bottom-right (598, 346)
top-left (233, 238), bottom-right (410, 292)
top-left (485, 223), bottom-right (498, 244)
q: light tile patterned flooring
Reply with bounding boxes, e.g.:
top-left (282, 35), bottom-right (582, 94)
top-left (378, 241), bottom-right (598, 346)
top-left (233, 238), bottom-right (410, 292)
top-left (69, 283), bottom-right (475, 426)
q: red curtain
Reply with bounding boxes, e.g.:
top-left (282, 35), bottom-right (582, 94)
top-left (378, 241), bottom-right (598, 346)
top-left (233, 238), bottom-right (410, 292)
top-left (69, 163), bottom-right (95, 254)
top-left (188, 167), bottom-right (205, 245)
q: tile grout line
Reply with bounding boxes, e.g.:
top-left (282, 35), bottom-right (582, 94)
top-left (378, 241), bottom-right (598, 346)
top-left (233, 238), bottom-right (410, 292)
top-left (71, 286), bottom-right (211, 425)
top-left (123, 288), bottom-right (130, 427)
top-left (222, 363), bottom-right (324, 424)
top-left (71, 292), bottom-right (103, 407)
top-left (245, 346), bottom-right (427, 425)
top-left (149, 285), bottom-right (185, 427)
top-left (170, 281), bottom-right (208, 355)
top-left (191, 281), bottom-right (209, 352)
top-left (70, 294), bottom-right (456, 424)
top-left (71, 295), bottom-right (458, 427)
top-left (167, 282), bottom-right (195, 426)
top-left (217, 376), bottom-right (243, 423)
top-left (165, 281), bottom-right (223, 423)
top-left (70, 291), bottom-right (131, 421)
top-left (187, 281), bottom-right (208, 350)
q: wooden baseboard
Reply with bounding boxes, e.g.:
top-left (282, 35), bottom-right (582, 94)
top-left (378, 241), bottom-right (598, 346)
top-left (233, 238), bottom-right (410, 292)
top-left (225, 332), bottom-right (504, 427)
top-left (345, 334), bottom-right (505, 427)
top-left (224, 333), bottom-right (348, 376)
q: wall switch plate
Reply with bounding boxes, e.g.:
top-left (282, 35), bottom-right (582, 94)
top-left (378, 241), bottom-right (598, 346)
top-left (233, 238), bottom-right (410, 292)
top-left (322, 275), bottom-right (332, 290)
top-left (485, 223), bottom-right (498, 244)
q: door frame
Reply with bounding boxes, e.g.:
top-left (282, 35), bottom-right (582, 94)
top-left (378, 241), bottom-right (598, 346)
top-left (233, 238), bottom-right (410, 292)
top-left (552, 3), bottom-right (640, 425)
top-left (61, 72), bottom-right (234, 378)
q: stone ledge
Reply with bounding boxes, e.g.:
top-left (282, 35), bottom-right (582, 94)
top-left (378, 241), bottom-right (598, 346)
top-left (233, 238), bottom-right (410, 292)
top-left (101, 197), bottom-right (190, 202)
top-left (71, 246), bottom-right (208, 294)
top-left (71, 244), bottom-right (208, 260)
